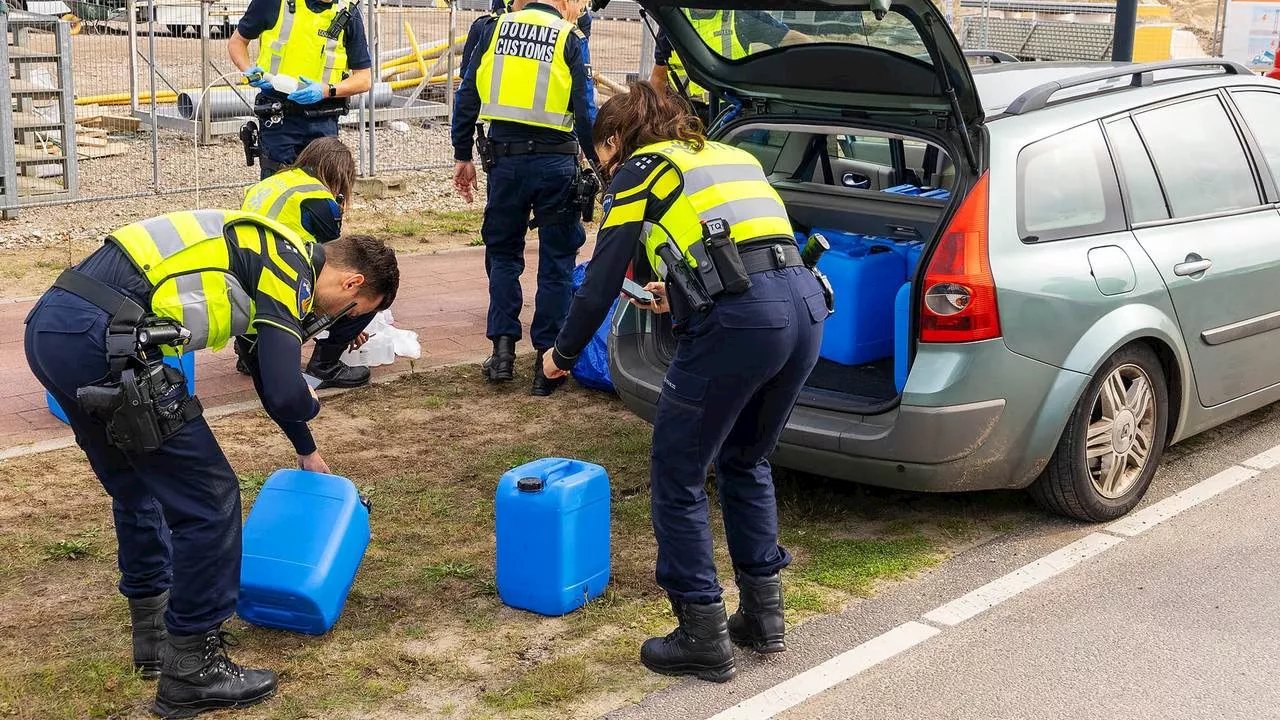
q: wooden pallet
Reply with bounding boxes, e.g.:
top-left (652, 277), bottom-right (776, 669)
top-left (77, 114), bottom-right (142, 133)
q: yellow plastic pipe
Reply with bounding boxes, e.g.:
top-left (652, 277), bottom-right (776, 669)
top-left (403, 20), bottom-right (432, 88)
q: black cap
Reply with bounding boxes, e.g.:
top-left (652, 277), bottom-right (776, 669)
top-left (517, 477), bottom-right (544, 492)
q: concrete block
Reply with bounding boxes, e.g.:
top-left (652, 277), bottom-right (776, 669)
top-left (354, 175), bottom-right (409, 199)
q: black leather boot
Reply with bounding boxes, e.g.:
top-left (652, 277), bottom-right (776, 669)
top-left (728, 573), bottom-right (786, 654)
top-left (530, 350), bottom-right (567, 397)
top-left (640, 600), bottom-right (735, 683)
top-left (305, 342), bottom-right (370, 389)
top-left (482, 335), bottom-right (516, 382)
top-left (129, 590), bottom-right (168, 679)
top-left (152, 629), bottom-right (277, 719)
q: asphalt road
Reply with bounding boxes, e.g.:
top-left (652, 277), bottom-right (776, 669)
top-left (604, 402), bottom-right (1280, 720)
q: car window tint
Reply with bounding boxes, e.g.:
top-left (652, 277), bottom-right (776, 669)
top-left (1134, 96), bottom-right (1259, 218)
top-left (1230, 90), bottom-right (1280, 183)
top-left (1105, 117), bottom-right (1169, 224)
top-left (1017, 122), bottom-right (1125, 242)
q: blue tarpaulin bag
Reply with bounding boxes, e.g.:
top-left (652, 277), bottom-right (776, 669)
top-left (569, 262), bottom-right (617, 393)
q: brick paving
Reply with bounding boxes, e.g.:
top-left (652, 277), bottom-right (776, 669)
top-left (0, 241), bottom-right (590, 454)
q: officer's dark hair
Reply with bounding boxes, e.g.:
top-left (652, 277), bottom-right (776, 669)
top-left (593, 81), bottom-right (705, 178)
top-left (326, 234), bottom-right (399, 311)
top-left (290, 137), bottom-right (355, 207)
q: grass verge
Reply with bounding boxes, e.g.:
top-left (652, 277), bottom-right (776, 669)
top-left (0, 360), bottom-right (1033, 719)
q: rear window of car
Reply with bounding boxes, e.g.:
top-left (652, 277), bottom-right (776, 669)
top-left (1017, 122), bottom-right (1125, 243)
top-left (677, 9), bottom-right (930, 64)
top-left (1230, 90), bottom-right (1280, 188)
top-left (1132, 95), bottom-right (1260, 219)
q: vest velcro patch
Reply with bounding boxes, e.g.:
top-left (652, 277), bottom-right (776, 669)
top-left (493, 21), bottom-right (559, 63)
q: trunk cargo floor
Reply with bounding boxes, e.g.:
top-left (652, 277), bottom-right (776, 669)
top-left (805, 357), bottom-right (897, 402)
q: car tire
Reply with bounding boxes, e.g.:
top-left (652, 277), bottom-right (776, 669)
top-left (1030, 343), bottom-right (1169, 522)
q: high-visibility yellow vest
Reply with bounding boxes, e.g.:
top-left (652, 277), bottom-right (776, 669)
top-left (635, 140), bottom-right (792, 277)
top-left (241, 167), bottom-right (335, 243)
top-left (109, 210), bottom-right (315, 352)
top-left (477, 8), bottom-right (575, 131)
top-left (667, 10), bottom-right (743, 105)
top-left (256, 0), bottom-right (352, 87)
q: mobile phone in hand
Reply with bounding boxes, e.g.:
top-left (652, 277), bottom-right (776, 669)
top-left (621, 277), bottom-right (654, 305)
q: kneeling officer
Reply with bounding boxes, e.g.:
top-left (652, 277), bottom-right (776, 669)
top-left (24, 211), bottom-right (398, 718)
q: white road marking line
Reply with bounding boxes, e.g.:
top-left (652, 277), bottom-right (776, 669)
top-left (1240, 444), bottom-right (1280, 470)
top-left (921, 532), bottom-right (1123, 627)
top-left (1106, 465), bottom-right (1259, 538)
top-left (706, 622), bottom-right (940, 720)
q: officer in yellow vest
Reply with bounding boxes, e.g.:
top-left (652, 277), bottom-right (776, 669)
top-left (240, 136), bottom-right (377, 388)
top-left (228, 0), bottom-right (372, 178)
top-left (544, 83), bottom-right (828, 682)
top-left (452, 0), bottom-right (597, 396)
top-left (24, 211), bottom-right (398, 717)
top-left (650, 10), bottom-right (806, 126)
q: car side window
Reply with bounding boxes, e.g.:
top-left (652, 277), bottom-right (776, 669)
top-left (1229, 90), bottom-right (1280, 185)
top-left (1017, 122), bottom-right (1125, 243)
top-left (1105, 117), bottom-right (1170, 224)
top-left (1133, 95), bottom-right (1260, 219)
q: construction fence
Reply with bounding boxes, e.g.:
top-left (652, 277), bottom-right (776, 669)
top-left (0, 0), bottom-right (649, 214)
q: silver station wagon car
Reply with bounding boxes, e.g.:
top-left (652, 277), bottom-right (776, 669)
top-left (609, 0), bottom-right (1280, 521)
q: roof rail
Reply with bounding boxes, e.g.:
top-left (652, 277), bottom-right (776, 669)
top-left (964, 49), bottom-right (1021, 63)
top-left (1004, 59), bottom-right (1255, 115)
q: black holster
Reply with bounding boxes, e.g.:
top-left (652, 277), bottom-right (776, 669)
top-left (52, 269), bottom-right (203, 454)
top-left (475, 124), bottom-right (495, 173)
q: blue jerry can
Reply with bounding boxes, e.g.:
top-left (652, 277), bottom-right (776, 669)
top-left (238, 469), bottom-right (371, 635)
top-left (816, 246), bottom-right (906, 366)
top-left (46, 352), bottom-right (196, 425)
top-left (894, 282), bottom-right (913, 392)
top-left (496, 458), bottom-right (610, 616)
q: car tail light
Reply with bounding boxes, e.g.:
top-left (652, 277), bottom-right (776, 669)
top-left (920, 172), bottom-right (1001, 343)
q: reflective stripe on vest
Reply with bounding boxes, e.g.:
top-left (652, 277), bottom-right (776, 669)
top-left (667, 10), bottom-right (742, 104)
top-left (241, 167), bottom-right (334, 243)
top-left (635, 140), bottom-right (791, 278)
top-left (477, 9), bottom-right (574, 131)
top-left (258, 0), bottom-right (351, 86)
top-left (109, 210), bottom-right (314, 352)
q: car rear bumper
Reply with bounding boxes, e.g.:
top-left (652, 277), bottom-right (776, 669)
top-left (610, 328), bottom-right (1091, 493)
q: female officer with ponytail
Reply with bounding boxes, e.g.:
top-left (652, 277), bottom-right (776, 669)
top-left (543, 82), bottom-right (828, 682)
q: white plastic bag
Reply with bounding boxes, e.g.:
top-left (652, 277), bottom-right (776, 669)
top-left (339, 310), bottom-right (421, 367)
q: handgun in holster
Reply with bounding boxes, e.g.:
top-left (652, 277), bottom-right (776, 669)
top-left (656, 241), bottom-right (714, 315)
top-left (475, 124), bottom-right (495, 173)
top-left (239, 120), bottom-right (261, 166)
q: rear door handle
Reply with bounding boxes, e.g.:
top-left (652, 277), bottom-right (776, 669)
top-left (1173, 254), bottom-right (1213, 277)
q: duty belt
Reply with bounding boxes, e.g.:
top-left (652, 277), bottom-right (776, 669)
top-left (491, 140), bottom-right (579, 158)
top-left (738, 241), bottom-right (804, 275)
top-left (53, 269), bottom-right (149, 374)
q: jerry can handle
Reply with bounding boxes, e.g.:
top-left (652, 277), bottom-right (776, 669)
top-left (540, 459), bottom-right (575, 483)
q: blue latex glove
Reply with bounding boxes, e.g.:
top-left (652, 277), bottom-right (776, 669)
top-left (288, 77), bottom-right (326, 105)
top-left (245, 65), bottom-right (272, 90)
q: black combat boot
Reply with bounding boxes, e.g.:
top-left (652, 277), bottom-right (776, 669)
top-left (640, 600), bottom-right (736, 683)
top-left (727, 573), bottom-right (786, 654)
top-left (152, 629), bottom-right (277, 719)
top-left (530, 350), bottom-right (566, 397)
top-left (128, 590), bottom-right (169, 679)
top-left (305, 342), bottom-right (370, 389)
top-left (482, 335), bottom-right (516, 382)
top-left (233, 338), bottom-right (252, 377)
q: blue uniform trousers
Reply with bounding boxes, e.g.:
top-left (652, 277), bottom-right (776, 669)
top-left (24, 289), bottom-right (241, 636)
top-left (259, 110), bottom-right (340, 180)
top-left (482, 152), bottom-right (586, 350)
top-left (650, 266), bottom-right (828, 604)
